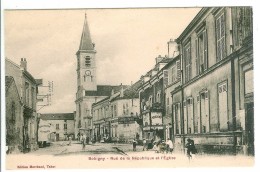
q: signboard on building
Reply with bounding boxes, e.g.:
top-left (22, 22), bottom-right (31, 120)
top-left (151, 112), bottom-right (162, 125)
top-left (118, 116), bottom-right (137, 124)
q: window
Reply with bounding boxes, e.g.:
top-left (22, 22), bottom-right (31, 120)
top-left (186, 98), bottom-right (194, 134)
top-left (149, 96), bottom-right (153, 106)
top-left (176, 60), bottom-right (181, 81)
top-left (56, 124), bottom-right (59, 130)
top-left (163, 70), bottom-right (168, 87)
top-left (77, 58), bottom-right (80, 69)
top-left (196, 30), bottom-right (208, 75)
top-left (31, 87), bottom-right (35, 108)
top-left (111, 106), bottom-right (114, 117)
top-left (78, 120), bottom-right (81, 128)
top-left (25, 82), bottom-right (30, 105)
top-left (218, 82), bottom-right (228, 131)
top-left (79, 104), bottom-right (81, 118)
top-left (245, 70), bottom-right (253, 94)
top-left (157, 92), bottom-right (161, 103)
top-left (64, 123), bottom-right (67, 130)
top-left (173, 103), bottom-right (181, 134)
top-left (166, 97), bottom-right (170, 115)
top-left (114, 105), bottom-right (117, 117)
top-left (200, 90), bottom-right (210, 133)
top-left (123, 104), bottom-right (126, 115)
top-left (85, 56), bottom-right (91, 67)
top-left (11, 102), bottom-right (15, 123)
top-left (126, 103), bottom-right (129, 115)
top-left (184, 42), bottom-right (192, 82)
top-left (216, 12), bottom-right (226, 62)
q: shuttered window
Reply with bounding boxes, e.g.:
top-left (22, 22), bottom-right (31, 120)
top-left (196, 29), bottom-right (208, 75)
top-left (184, 43), bottom-right (192, 82)
top-left (216, 13), bottom-right (226, 62)
top-left (218, 82), bottom-right (228, 131)
top-left (163, 70), bottom-right (168, 87)
top-left (187, 98), bottom-right (194, 134)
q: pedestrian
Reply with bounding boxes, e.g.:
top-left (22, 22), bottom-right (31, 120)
top-left (185, 138), bottom-right (197, 160)
top-left (166, 138), bottom-right (173, 154)
top-left (77, 132), bottom-right (80, 142)
top-left (142, 138), bottom-right (147, 151)
top-left (133, 139), bottom-right (137, 151)
top-left (67, 135), bottom-right (72, 146)
top-left (82, 134), bottom-right (86, 149)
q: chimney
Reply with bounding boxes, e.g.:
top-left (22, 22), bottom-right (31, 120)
top-left (155, 55), bottom-right (164, 64)
top-left (120, 83), bottom-right (124, 98)
top-left (20, 58), bottom-right (27, 70)
top-left (167, 39), bottom-right (179, 58)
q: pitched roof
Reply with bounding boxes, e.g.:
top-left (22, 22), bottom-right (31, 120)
top-left (78, 14), bottom-right (94, 51)
top-left (40, 113), bottom-right (74, 120)
top-left (85, 85), bottom-right (128, 97)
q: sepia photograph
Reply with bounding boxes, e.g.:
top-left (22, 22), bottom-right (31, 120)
top-left (1, 1), bottom-right (257, 171)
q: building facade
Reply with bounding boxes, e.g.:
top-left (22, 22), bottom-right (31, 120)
top-left (5, 76), bottom-right (23, 153)
top-left (39, 113), bottom-right (75, 142)
top-left (5, 58), bottom-right (41, 153)
top-left (167, 7), bottom-right (253, 155)
top-left (139, 55), bottom-right (173, 142)
top-left (92, 81), bottom-right (142, 143)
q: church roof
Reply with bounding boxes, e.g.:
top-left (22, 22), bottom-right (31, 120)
top-left (40, 113), bottom-right (74, 120)
top-left (85, 85), bottom-right (128, 97)
top-left (78, 14), bottom-right (94, 51)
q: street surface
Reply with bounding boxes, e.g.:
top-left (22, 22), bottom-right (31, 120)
top-left (6, 141), bottom-right (255, 169)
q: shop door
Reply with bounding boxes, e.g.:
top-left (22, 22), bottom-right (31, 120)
top-left (246, 102), bottom-right (254, 155)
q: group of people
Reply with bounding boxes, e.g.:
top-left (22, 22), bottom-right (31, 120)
top-left (134, 137), bottom-right (197, 160)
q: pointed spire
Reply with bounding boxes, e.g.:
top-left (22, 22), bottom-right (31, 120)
top-left (78, 13), bottom-right (94, 51)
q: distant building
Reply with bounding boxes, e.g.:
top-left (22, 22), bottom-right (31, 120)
top-left (5, 58), bottom-right (42, 153)
top-left (39, 113), bottom-right (75, 142)
top-left (74, 15), bottom-right (127, 138)
top-left (92, 81), bottom-right (142, 143)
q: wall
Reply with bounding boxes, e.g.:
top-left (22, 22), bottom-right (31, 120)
top-left (6, 80), bottom-right (23, 153)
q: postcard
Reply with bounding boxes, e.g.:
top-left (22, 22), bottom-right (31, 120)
top-left (2, 2), bottom-right (256, 171)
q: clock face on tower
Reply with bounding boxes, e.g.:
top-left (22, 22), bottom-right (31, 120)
top-left (85, 70), bottom-right (91, 76)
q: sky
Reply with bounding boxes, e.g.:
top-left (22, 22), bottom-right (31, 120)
top-left (5, 8), bottom-right (202, 113)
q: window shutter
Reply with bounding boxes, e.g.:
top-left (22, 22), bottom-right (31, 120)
top-left (205, 90), bottom-right (210, 132)
top-left (163, 70), bottom-right (168, 87)
top-left (173, 104), bottom-right (176, 135)
top-left (177, 103), bottom-right (181, 134)
top-left (183, 100), bottom-right (187, 134)
top-left (203, 29), bottom-right (208, 70)
top-left (197, 95), bottom-right (201, 133)
top-left (195, 38), bottom-right (199, 75)
top-left (190, 98), bottom-right (194, 133)
top-left (176, 60), bottom-right (181, 81)
top-left (216, 18), bottom-right (221, 62)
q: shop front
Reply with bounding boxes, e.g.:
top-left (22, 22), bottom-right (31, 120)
top-left (142, 110), bottom-right (164, 143)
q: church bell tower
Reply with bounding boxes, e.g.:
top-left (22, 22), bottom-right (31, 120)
top-left (76, 14), bottom-right (97, 95)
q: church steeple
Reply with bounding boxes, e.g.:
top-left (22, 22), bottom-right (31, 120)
top-left (76, 13), bottom-right (97, 94)
top-left (78, 14), bottom-right (94, 52)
